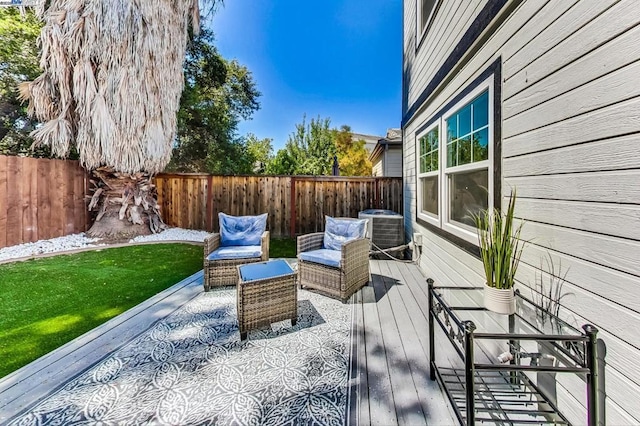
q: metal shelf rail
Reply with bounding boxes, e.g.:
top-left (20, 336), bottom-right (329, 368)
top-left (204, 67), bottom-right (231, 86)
top-left (427, 279), bottom-right (601, 425)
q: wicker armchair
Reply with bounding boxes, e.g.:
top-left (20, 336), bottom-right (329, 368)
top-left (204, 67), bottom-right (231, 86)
top-left (203, 231), bottom-right (269, 291)
top-left (297, 231), bottom-right (370, 302)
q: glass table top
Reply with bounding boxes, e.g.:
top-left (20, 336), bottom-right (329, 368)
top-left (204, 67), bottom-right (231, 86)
top-left (431, 286), bottom-right (585, 338)
top-left (239, 259), bottom-right (294, 281)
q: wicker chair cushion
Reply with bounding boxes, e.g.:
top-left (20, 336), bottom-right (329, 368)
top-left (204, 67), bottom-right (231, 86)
top-left (323, 216), bottom-right (367, 251)
top-left (298, 248), bottom-right (342, 268)
top-left (219, 212), bottom-right (268, 246)
top-left (206, 245), bottom-right (262, 260)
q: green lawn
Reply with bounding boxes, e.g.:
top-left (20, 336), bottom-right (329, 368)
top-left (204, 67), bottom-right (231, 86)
top-left (0, 243), bottom-right (203, 379)
top-left (269, 237), bottom-right (296, 258)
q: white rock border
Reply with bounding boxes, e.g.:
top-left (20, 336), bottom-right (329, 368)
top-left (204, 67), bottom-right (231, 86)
top-left (0, 228), bottom-right (211, 263)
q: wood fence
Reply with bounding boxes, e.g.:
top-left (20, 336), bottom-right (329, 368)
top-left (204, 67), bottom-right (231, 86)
top-left (0, 156), bottom-right (402, 249)
top-left (154, 174), bottom-right (403, 238)
top-left (0, 155), bottom-right (88, 248)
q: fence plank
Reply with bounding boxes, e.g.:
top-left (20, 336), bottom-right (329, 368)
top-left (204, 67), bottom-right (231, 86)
top-left (0, 156), bottom-right (7, 247)
top-left (62, 161), bottom-right (74, 234)
top-left (24, 157), bottom-right (38, 242)
top-left (75, 163), bottom-right (88, 232)
top-left (36, 159), bottom-right (52, 240)
top-left (6, 156), bottom-right (22, 246)
top-left (51, 159), bottom-right (64, 237)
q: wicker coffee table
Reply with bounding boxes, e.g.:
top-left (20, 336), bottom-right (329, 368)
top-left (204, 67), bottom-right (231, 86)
top-left (237, 259), bottom-right (298, 340)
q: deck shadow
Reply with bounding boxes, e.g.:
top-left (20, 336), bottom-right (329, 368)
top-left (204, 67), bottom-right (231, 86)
top-left (247, 299), bottom-right (326, 340)
top-left (361, 273), bottom-right (403, 303)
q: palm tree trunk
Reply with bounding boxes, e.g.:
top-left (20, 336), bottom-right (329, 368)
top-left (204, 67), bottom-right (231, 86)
top-left (86, 167), bottom-right (165, 239)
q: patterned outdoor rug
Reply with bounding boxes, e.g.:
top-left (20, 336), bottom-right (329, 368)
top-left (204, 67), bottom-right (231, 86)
top-left (9, 287), bottom-right (352, 425)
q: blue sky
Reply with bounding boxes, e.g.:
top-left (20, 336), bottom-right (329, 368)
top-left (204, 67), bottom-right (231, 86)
top-left (208, 0), bottom-right (402, 151)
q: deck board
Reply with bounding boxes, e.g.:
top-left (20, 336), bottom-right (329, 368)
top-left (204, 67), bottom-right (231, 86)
top-left (382, 260), bottom-right (432, 423)
top-left (351, 260), bottom-right (456, 425)
top-left (351, 287), bottom-right (370, 426)
top-left (376, 261), bottom-right (428, 426)
top-left (361, 277), bottom-right (398, 425)
top-left (389, 260), bottom-right (456, 424)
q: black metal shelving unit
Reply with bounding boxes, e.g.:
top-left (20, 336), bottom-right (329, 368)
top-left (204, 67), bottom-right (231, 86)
top-left (427, 280), bottom-right (602, 425)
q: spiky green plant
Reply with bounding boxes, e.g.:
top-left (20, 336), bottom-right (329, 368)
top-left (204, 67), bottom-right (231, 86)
top-left (473, 189), bottom-right (525, 290)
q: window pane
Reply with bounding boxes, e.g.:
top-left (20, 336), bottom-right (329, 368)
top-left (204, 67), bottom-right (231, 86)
top-left (421, 0), bottom-right (436, 31)
top-left (419, 127), bottom-right (439, 173)
top-left (432, 148), bottom-right (439, 170)
top-left (458, 136), bottom-right (472, 165)
top-left (447, 118), bottom-right (457, 142)
top-left (473, 91), bottom-right (489, 129)
top-left (449, 168), bottom-right (489, 227)
top-left (447, 142), bottom-right (456, 167)
top-left (458, 104), bottom-right (471, 137)
top-left (429, 127), bottom-right (438, 150)
top-left (421, 175), bottom-right (438, 215)
top-left (472, 127), bottom-right (489, 162)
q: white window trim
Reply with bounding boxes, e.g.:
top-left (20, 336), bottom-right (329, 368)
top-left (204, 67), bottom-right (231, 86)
top-left (416, 0), bottom-right (440, 45)
top-left (416, 121), bottom-right (440, 227)
top-left (415, 76), bottom-right (494, 245)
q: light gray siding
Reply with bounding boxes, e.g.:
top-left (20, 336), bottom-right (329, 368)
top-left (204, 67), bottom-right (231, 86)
top-left (404, 0), bottom-right (488, 110)
top-left (371, 146), bottom-right (403, 177)
top-left (372, 159), bottom-right (383, 177)
top-left (403, 0), bottom-right (640, 423)
top-left (384, 149), bottom-right (403, 177)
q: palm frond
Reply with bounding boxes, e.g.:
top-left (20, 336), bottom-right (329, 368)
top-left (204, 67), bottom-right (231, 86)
top-left (25, 0), bottom-right (209, 174)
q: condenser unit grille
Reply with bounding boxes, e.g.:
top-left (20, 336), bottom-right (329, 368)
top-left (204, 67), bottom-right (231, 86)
top-left (358, 209), bottom-right (404, 258)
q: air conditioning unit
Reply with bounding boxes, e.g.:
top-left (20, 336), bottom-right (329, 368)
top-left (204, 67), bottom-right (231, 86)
top-left (358, 209), bottom-right (404, 259)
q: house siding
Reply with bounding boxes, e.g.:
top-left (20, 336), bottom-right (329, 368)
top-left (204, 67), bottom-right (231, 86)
top-left (372, 158), bottom-right (383, 177)
top-left (384, 149), bottom-right (403, 177)
top-left (403, 0), bottom-right (640, 424)
top-left (406, 0), bottom-right (489, 109)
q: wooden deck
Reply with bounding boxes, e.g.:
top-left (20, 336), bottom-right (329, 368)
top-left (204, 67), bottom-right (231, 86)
top-left (349, 260), bottom-right (456, 425)
top-left (0, 260), bottom-right (455, 425)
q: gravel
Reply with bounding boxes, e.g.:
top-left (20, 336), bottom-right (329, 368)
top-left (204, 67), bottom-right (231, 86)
top-left (129, 228), bottom-right (210, 244)
top-left (0, 228), bottom-right (210, 263)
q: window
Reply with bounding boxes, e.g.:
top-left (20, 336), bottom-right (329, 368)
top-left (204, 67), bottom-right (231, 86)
top-left (417, 0), bottom-right (438, 38)
top-left (416, 78), bottom-right (493, 244)
top-left (417, 124), bottom-right (439, 224)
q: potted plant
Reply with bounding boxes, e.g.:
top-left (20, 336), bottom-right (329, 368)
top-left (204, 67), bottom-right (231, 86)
top-left (473, 189), bottom-right (525, 315)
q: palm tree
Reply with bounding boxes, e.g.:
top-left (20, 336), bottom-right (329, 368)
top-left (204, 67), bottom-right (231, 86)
top-left (19, 0), bottom-right (207, 239)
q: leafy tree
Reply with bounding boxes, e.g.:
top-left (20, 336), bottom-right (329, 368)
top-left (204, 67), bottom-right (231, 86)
top-left (167, 29), bottom-right (261, 175)
top-left (265, 148), bottom-right (296, 175)
top-left (245, 133), bottom-right (273, 173)
top-left (333, 125), bottom-right (372, 176)
top-left (268, 115), bottom-right (336, 175)
top-left (0, 8), bottom-right (48, 156)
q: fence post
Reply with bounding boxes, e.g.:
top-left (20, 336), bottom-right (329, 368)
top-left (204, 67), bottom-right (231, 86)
top-left (290, 177), bottom-right (296, 238)
top-left (375, 178), bottom-right (381, 209)
top-left (206, 175), bottom-right (213, 231)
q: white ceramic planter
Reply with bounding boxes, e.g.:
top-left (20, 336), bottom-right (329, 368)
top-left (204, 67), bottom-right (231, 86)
top-left (484, 285), bottom-right (516, 315)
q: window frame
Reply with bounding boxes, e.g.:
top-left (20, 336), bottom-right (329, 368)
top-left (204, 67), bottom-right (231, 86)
top-left (416, 0), bottom-right (440, 48)
top-left (416, 121), bottom-right (440, 227)
top-left (415, 76), bottom-right (495, 246)
top-left (443, 79), bottom-right (494, 243)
